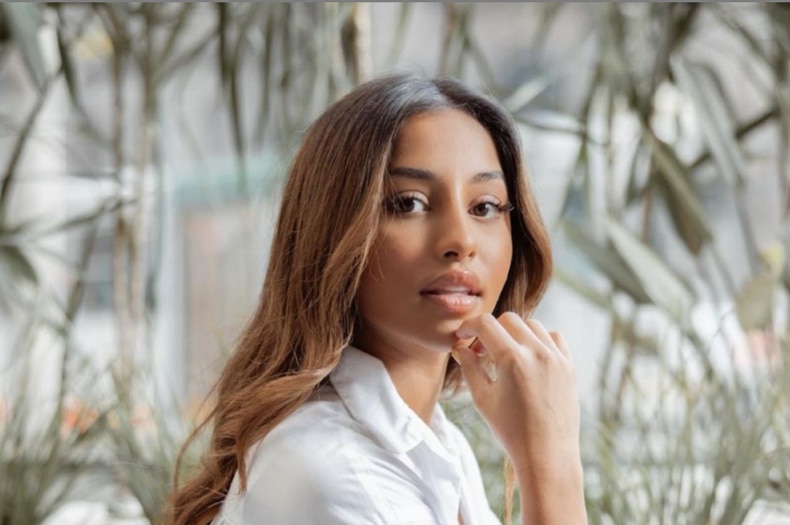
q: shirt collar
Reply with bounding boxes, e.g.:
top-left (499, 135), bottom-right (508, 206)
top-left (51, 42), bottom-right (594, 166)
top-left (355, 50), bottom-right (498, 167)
top-left (329, 345), bottom-right (457, 457)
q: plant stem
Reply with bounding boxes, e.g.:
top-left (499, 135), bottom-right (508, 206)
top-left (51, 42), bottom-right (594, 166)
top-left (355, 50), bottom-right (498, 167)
top-left (344, 3), bottom-right (372, 85)
top-left (129, 10), bottom-right (156, 372)
top-left (0, 74), bottom-right (55, 223)
top-left (109, 16), bottom-right (132, 372)
top-left (688, 106), bottom-right (778, 171)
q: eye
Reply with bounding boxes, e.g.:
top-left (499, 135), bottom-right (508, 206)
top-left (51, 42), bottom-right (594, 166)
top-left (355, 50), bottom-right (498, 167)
top-left (384, 194), bottom-right (429, 215)
top-left (470, 199), bottom-right (513, 219)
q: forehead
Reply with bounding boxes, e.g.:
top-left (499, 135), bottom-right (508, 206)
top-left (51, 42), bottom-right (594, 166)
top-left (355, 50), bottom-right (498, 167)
top-left (390, 109), bottom-right (502, 175)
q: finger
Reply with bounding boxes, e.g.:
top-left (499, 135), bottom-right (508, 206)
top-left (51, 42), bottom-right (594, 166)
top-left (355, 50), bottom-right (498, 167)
top-left (468, 337), bottom-right (487, 356)
top-left (452, 345), bottom-right (497, 388)
top-left (524, 318), bottom-right (561, 352)
top-left (497, 313), bottom-right (562, 362)
top-left (550, 331), bottom-right (572, 360)
top-left (455, 314), bottom-right (517, 361)
top-left (498, 312), bottom-right (547, 347)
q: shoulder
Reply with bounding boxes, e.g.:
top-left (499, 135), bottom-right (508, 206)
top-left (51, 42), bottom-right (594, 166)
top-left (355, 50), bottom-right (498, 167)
top-left (252, 386), bottom-right (375, 463)
top-left (225, 390), bottom-right (387, 524)
top-left (249, 386), bottom-right (374, 480)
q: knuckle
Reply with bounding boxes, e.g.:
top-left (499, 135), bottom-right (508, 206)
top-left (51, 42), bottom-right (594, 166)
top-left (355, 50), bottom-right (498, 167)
top-left (481, 313), bottom-right (499, 329)
top-left (532, 346), bottom-right (551, 363)
top-left (524, 317), bottom-right (540, 326)
top-left (526, 318), bottom-right (547, 333)
top-left (497, 350), bottom-right (518, 368)
top-left (498, 311), bottom-right (522, 324)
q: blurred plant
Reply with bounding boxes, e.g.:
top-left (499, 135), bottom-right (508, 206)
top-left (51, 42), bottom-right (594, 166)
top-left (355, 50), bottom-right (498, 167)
top-left (0, 320), bottom-right (109, 525)
top-left (105, 369), bottom-right (207, 525)
top-left (0, 3), bottom-right (393, 522)
top-left (577, 320), bottom-right (790, 523)
top-left (0, 1), bottom-right (383, 366)
top-left (517, 3), bottom-right (790, 523)
top-left (3, 2), bottom-right (790, 524)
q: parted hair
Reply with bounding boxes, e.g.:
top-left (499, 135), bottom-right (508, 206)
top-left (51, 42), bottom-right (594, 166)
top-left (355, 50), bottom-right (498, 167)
top-left (166, 73), bottom-right (553, 525)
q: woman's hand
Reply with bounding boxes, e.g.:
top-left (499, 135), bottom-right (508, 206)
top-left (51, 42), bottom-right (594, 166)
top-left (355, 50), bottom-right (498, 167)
top-left (452, 313), bottom-right (587, 524)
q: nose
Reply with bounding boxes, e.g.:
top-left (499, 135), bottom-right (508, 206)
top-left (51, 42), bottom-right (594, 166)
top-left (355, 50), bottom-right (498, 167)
top-left (436, 203), bottom-right (477, 261)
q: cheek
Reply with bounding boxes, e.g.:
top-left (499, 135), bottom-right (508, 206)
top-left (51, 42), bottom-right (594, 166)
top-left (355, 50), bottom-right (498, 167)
top-left (368, 227), bottom-right (423, 274)
top-left (371, 225), bottom-right (426, 264)
top-left (359, 230), bottom-right (422, 300)
top-left (486, 228), bottom-right (513, 289)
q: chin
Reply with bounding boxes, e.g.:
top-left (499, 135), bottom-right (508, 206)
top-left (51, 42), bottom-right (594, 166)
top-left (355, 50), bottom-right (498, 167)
top-left (421, 320), bottom-right (467, 351)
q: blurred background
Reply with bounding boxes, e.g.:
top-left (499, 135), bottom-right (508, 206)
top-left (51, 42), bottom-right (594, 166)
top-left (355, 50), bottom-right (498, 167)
top-left (1, 3), bottom-right (789, 524)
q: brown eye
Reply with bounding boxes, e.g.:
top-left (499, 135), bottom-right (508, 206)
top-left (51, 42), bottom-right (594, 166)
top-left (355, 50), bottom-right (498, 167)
top-left (470, 200), bottom-right (511, 219)
top-left (384, 195), bottom-right (429, 215)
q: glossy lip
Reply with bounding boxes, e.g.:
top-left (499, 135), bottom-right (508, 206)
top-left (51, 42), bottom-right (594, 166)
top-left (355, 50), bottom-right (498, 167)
top-left (419, 270), bottom-right (482, 315)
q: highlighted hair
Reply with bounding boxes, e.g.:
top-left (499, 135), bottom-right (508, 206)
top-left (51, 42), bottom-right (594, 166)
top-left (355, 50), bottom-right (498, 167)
top-left (166, 74), bottom-right (552, 525)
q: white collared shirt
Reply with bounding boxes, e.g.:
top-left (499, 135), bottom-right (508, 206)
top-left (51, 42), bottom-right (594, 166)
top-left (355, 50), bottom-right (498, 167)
top-left (213, 346), bottom-right (501, 525)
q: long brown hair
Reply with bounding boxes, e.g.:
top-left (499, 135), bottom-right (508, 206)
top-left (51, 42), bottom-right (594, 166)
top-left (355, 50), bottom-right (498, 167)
top-left (166, 74), bottom-right (553, 525)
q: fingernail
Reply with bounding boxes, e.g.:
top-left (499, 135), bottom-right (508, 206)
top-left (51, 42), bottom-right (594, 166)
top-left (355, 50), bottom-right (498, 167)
top-left (450, 350), bottom-right (461, 364)
top-left (471, 339), bottom-right (487, 357)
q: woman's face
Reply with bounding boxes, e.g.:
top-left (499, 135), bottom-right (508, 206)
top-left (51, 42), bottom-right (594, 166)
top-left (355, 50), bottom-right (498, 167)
top-left (355, 108), bottom-right (513, 357)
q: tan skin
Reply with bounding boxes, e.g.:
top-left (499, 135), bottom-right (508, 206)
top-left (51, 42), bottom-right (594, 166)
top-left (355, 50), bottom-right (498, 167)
top-left (355, 109), bottom-right (587, 525)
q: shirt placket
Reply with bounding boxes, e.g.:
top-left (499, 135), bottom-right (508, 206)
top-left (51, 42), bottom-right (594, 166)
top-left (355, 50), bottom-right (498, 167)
top-left (407, 442), bottom-right (463, 524)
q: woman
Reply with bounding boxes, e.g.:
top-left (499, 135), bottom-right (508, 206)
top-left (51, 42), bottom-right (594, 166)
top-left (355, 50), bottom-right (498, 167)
top-left (167, 74), bottom-right (587, 525)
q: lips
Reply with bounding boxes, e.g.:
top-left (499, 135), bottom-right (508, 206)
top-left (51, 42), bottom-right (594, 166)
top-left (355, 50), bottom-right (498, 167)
top-left (420, 270), bottom-right (482, 314)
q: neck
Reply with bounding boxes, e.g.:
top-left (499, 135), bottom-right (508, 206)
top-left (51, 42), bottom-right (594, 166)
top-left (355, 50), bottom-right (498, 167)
top-left (357, 340), bottom-right (449, 425)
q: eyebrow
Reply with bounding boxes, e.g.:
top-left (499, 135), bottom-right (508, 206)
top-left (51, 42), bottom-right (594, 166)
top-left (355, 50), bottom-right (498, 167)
top-left (388, 166), bottom-right (504, 183)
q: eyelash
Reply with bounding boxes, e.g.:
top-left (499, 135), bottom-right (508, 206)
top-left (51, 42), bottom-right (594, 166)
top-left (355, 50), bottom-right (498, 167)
top-left (383, 194), bottom-right (514, 219)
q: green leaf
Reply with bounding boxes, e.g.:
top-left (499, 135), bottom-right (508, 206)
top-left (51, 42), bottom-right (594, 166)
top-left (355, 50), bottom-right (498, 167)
top-left (625, 139), bottom-right (648, 206)
top-left (1, 3), bottom-right (47, 91)
top-left (503, 71), bottom-right (565, 115)
top-left (385, 3), bottom-right (413, 67)
top-left (513, 109), bottom-right (592, 146)
top-left (671, 58), bottom-right (748, 186)
top-left (462, 24), bottom-right (497, 90)
top-left (155, 27), bottom-right (216, 85)
top-left (735, 271), bottom-right (777, 331)
top-left (0, 75), bottom-right (50, 220)
top-left (654, 171), bottom-right (707, 255)
top-left (532, 4), bottom-right (566, 52)
top-left (0, 7), bottom-right (9, 41)
top-left (643, 127), bottom-right (712, 254)
top-left (253, 6), bottom-right (277, 147)
top-left (0, 245), bottom-right (37, 284)
top-left (553, 264), bottom-right (613, 310)
top-left (604, 217), bottom-right (696, 329)
top-left (158, 3), bottom-right (196, 65)
top-left (562, 219), bottom-right (651, 303)
top-left (53, 8), bottom-right (81, 115)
